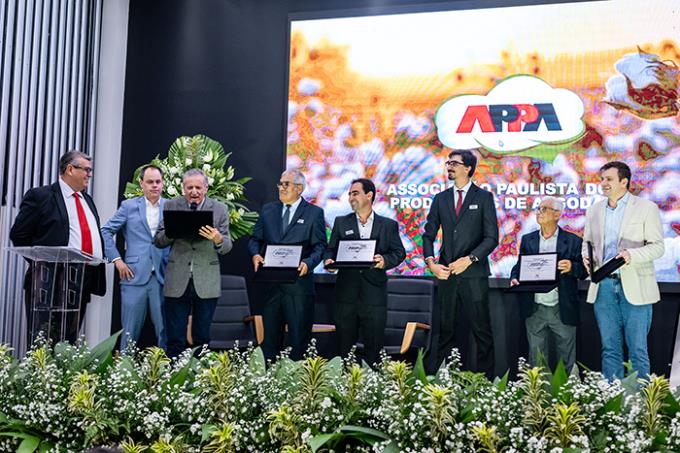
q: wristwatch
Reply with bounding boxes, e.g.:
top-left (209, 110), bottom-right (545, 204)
top-left (468, 254), bottom-right (479, 263)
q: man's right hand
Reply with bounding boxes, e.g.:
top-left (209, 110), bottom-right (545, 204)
top-left (252, 254), bottom-right (264, 272)
top-left (115, 260), bottom-right (134, 281)
top-left (583, 256), bottom-right (591, 275)
top-left (428, 263), bottom-right (451, 280)
top-left (324, 259), bottom-right (338, 273)
top-left (510, 278), bottom-right (520, 287)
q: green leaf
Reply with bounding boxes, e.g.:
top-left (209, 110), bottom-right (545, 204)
top-left (621, 370), bottom-right (640, 396)
top-left (410, 349), bottom-right (428, 385)
top-left (495, 370), bottom-right (509, 391)
top-left (248, 347), bottom-right (266, 376)
top-left (94, 351), bottom-right (114, 374)
top-left (309, 432), bottom-right (342, 452)
top-left (663, 392), bottom-right (680, 416)
top-left (169, 357), bottom-right (198, 388)
top-left (339, 425), bottom-right (390, 440)
top-left (83, 330), bottom-right (122, 370)
top-left (38, 440), bottom-right (54, 453)
top-left (16, 435), bottom-right (40, 453)
top-left (382, 440), bottom-right (401, 453)
top-left (550, 360), bottom-right (568, 397)
top-left (597, 392), bottom-right (623, 415)
top-left (326, 356), bottom-right (343, 381)
top-left (201, 424), bottom-right (217, 442)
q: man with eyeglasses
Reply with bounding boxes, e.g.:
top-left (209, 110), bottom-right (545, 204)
top-left (509, 197), bottom-right (586, 371)
top-left (10, 150), bottom-right (107, 343)
top-left (422, 149), bottom-right (498, 377)
top-left (248, 169), bottom-right (326, 361)
top-left (582, 161), bottom-right (664, 381)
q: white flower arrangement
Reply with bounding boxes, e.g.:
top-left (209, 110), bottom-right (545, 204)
top-left (123, 134), bottom-right (258, 240)
top-left (1, 336), bottom-right (679, 452)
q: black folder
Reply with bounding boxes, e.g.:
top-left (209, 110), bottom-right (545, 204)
top-left (587, 241), bottom-right (626, 283)
top-left (163, 210), bottom-right (213, 239)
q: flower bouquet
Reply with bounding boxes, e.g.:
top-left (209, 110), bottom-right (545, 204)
top-left (123, 134), bottom-right (258, 240)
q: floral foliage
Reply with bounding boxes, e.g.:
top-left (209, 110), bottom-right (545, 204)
top-left (123, 134), bottom-right (258, 240)
top-left (2, 337), bottom-right (680, 452)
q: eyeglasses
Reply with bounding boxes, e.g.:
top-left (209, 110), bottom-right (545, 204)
top-left (72, 164), bottom-right (93, 175)
top-left (277, 181), bottom-right (301, 188)
top-left (535, 206), bottom-right (559, 214)
top-left (445, 160), bottom-right (465, 167)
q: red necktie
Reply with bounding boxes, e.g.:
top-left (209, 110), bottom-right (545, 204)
top-left (73, 193), bottom-right (93, 254)
top-left (455, 189), bottom-right (464, 216)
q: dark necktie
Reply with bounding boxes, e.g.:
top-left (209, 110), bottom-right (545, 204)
top-left (282, 204), bottom-right (291, 231)
top-left (190, 202), bottom-right (198, 211)
top-left (73, 193), bottom-right (93, 254)
top-left (455, 190), bottom-right (464, 216)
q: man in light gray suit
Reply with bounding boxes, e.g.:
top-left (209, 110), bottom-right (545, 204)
top-left (154, 168), bottom-right (232, 358)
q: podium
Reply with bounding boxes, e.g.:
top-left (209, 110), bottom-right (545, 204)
top-left (8, 246), bottom-right (106, 346)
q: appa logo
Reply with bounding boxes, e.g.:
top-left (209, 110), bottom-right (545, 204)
top-left (435, 75), bottom-right (585, 160)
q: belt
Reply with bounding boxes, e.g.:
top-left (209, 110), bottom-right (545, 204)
top-left (606, 274), bottom-right (620, 280)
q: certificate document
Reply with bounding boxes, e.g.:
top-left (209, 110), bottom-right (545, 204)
top-left (519, 253), bottom-right (557, 281)
top-left (336, 239), bottom-right (376, 262)
top-left (264, 245), bottom-right (302, 268)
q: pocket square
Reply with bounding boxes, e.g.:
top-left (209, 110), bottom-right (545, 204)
top-left (297, 219), bottom-right (305, 224)
top-left (470, 204), bottom-right (478, 210)
top-left (345, 229), bottom-right (354, 235)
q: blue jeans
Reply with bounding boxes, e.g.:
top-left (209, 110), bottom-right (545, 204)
top-left (120, 276), bottom-right (166, 351)
top-left (593, 277), bottom-right (652, 380)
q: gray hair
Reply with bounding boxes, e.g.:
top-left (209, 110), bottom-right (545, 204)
top-left (282, 169), bottom-right (306, 191)
top-left (541, 196), bottom-right (565, 214)
top-left (59, 150), bottom-right (91, 174)
top-left (183, 168), bottom-right (209, 186)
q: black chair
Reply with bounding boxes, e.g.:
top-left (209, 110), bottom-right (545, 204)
top-left (208, 275), bottom-right (263, 349)
top-left (383, 278), bottom-right (434, 355)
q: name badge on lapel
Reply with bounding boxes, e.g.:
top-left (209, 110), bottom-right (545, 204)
top-left (345, 230), bottom-right (354, 235)
top-left (470, 204), bottom-right (479, 210)
top-left (297, 219), bottom-right (305, 224)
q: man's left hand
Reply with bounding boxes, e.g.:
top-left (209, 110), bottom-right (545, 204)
top-left (617, 249), bottom-right (631, 264)
top-left (199, 225), bottom-right (223, 245)
top-left (373, 254), bottom-right (385, 269)
top-left (298, 261), bottom-right (309, 276)
top-left (448, 256), bottom-right (472, 275)
top-left (557, 259), bottom-right (572, 274)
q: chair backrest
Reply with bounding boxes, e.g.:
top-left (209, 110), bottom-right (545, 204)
top-left (209, 275), bottom-right (255, 349)
top-left (384, 278), bottom-right (435, 352)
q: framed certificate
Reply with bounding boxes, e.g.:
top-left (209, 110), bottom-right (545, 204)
top-left (326, 239), bottom-right (376, 269)
top-left (506, 252), bottom-right (559, 293)
top-left (254, 245), bottom-right (302, 283)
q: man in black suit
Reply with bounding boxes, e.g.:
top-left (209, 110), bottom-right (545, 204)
top-left (324, 178), bottom-right (406, 366)
top-left (510, 196), bottom-right (586, 371)
top-left (422, 149), bottom-right (498, 377)
top-left (248, 169), bottom-right (327, 361)
top-left (10, 150), bottom-right (107, 343)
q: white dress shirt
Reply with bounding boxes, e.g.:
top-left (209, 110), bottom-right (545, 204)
top-left (357, 211), bottom-right (375, 239)
top-left (535, 228), bottom-right (559, 307)
top-left (282, 197), bottom-right (303, 226)
top-left (145, 197), bottom-right (161, 237)
top-left (454, 180), bottom-right (473, 208)
top-left (58, 178), bottom-right (103, 259)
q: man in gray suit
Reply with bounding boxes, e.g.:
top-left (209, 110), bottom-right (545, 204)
top-left (154, 168), bottom-right (232, 358)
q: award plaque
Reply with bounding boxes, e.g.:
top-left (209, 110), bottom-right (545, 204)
top-left (506, 252), bottom-right (559, 293)
top-left (254, 245), bottom-right (302, 283)
top-left (325, 239), bottom-right (376, 269)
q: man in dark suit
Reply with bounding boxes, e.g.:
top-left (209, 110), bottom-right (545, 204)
top-left (10, 150), bottom-right (107, 343)
top-left (510, 197), bottom-right (586, 371)
top-left (248, 169), bottom-right (326, 361)
top-left (324, 178), bottom-right (406, 366)
top-left (422, 149), bottom-right (499, 377)
top-left (154, 169), bottom-right (232, 358)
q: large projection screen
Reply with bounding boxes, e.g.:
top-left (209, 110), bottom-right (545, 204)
top-left (286, 0), bottom-right (680, 281)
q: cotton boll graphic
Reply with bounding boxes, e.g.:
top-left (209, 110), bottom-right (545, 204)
top-left (604, 49), bottom-right (679, 119)
top-left (374, 146), bottom-right (442, 187)
top-left (297, 77), bottom-right (322, 97)
top-left (395, 113), bottom-right (433, 139)
top-left (358, 138), bottom-right (385, 166)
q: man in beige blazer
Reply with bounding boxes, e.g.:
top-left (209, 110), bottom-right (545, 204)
top-left (582, 161), bottom-right (664, 380)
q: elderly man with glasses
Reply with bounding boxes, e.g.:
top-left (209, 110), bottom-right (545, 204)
top-left (248, 169), bottom-right (326, 361)
top-left (510, 196), bottom-right (587, 371)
